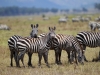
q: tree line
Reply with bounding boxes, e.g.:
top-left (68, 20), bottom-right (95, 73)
top-left (95, 3), bottom-right (100, 10)
top-left (0, 6), bottom-right (62, 16)
top-left (0, 3), bottom-right (100, 16)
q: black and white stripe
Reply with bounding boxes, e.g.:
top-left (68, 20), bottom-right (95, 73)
top-left (8, 24), bottom-right (39, 67)
top-left (55, 34), bottom-right (82, 64)
top-left (76, 31), bottom-right (100, 62)
top-left (89, 21), bottom-right (100, 31)
top-left (16, 27), bottom-right (56, 68)
top-left (38, 34), bottom-right (82, 65)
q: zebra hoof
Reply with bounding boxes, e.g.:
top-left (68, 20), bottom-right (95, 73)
top-left (10, 64), bottom-right (13, 67)
top-left (47, 65), bottom-right (50, 68)
top-left (38, 65), bottom-right (42, 68)
top-left (58, 62), bottom-right (62, 65)
top-left (81, 62), bottom-right (84, 65)
top-left (17, 66), bottom-right (21, 68)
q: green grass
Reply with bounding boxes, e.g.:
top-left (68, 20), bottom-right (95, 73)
top-left (0, 14), bottom-right (100, 75)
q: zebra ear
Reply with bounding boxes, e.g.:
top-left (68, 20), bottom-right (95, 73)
top-left (49, 27), bottom-right (51, 30)
top-left (53, 26), bottom-right (56, 30)
top-left (31, 24), bottom-right (33, 28)
top-left (36, 24), bottom-right (39, 28)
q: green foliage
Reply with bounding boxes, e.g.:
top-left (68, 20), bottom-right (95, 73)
top-left (95, 3), bottom-right (100, 10)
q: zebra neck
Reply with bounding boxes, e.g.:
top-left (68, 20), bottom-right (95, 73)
top-left (41, 33), bottom-right (50, 44)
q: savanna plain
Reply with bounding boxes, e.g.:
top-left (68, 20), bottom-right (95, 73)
top-left (0, 14), bottom-right (100, 75)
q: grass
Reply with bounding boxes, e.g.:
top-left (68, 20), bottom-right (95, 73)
top-left (0, 14), bottom-right (100, 75)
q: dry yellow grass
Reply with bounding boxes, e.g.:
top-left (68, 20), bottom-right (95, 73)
top-left (0, 14), bottom-right (100, 75)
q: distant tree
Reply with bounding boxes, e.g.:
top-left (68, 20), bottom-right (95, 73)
top-left (51, 8), bottom-right (58, 13)
top-left (0, 6), bottom-right (57, 16)
top-left (95, 3), bottom-right (100, 10)
top-left (82, 7), bottom-right (88, 12)
top-left (60, 9), bottom-right (69, 12)
top-left (73, 9), bottom-right (81, 12)
top-left (65, 9), bottom-right (69, 12)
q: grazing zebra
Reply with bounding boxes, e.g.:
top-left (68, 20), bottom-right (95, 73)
top-left (8, 24), bottom-right (39, 67)
top-left (95, 17), bottom-right (100, 22)
top-left (16, 27), bottom-right (56, 68)
top-left (76, 31), bottom-right (100, 62)
top-left (36, 34), bottom-right (83, 65)
top-left (0, 24), bottom-right (10, 30)
top-left (89, 21), bottom-right (100, 31)
top-left (58, 18), bottom-right (67, 24)
top-left (72, 18), bottom-right (80, 22)
top-left (80, 17), bottom-right (90, 22)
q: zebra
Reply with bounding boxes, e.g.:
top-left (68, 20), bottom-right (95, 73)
top-left (54, 34), bottom-right (83, 65)
top-left (0, 24), bottom-right (10, 30)
top-left (72, 18), bottom-right (80, 22)
top-left (8, 24), bottom-right (39, 67)
top-left (76, 31), bottom-right (100, 62)
top-left (80, 17), bottom-right (90, 22)
top-left (95, 17), bottom-right (100, 22)
top-left (58, 18), bottom-right (67, 24)
top-left (36, 34), bottom-right (83, 65)
top-left (16, 27), bottom-right (56, 68)
top-left (89, 21), bottom-right (100, 31)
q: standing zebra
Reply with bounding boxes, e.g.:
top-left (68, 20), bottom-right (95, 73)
top-left (37, 34), bottom-right (83, 65)
top-left (54, 34), bottom-right (83, 65)
top-left (8, 24), bottom-right (39, 67)
top-left (16, 27), bottom-right (56, 68)
top-left (76, 31), bottom-right (100, 62)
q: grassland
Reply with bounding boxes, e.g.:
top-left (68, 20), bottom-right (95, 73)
top-left (0, 14), bottom-right (100, 75)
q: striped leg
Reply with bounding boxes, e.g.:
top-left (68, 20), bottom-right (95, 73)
top-left (58, 50), bottom-right (62, 65)
top-left (38, 52), bottom-right (42, 67)
top-left (43, 51), bottom-right (50, 68)
top-left (28, 53), bottom-right (33, 67)
top-left (16, 50), bottom-right (26, 68)
top-left (10, 50), bottom-right (14, 66)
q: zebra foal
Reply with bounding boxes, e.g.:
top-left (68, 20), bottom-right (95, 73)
top-left (16, 27), bottom-right (56, 68)
top-left (54, 34), bottom-right (83, 65)
top-left (8, 24), bottom-right (39, 67)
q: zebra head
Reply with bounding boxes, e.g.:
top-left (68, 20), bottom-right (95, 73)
top-left (48, 27), bottom-right (56, 39)
top-left (30, 24), bottom-right (39, 38)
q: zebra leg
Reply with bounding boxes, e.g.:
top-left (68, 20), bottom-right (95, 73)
top-left (66, 51), bottom-right (72, 64)
top-left (55, 50), bottom-right (59, 64)
top-left (28, 52), bottom-right (33, 67)
top-left (82, 46), bottom-right (88, 62)
top-left (10, 50), bottom-right (14, 67)
top-left (80, 50), bottom-right (85, 65)
top-left (58, 50), bottom-right (62, 65)
top-left (17, 50), bottom-right (26, 67)
top-left (38, 52), bottom-right (42, 67)
top-left (13, 51), bottom-right (19, 67)
top-left (21, 54), bottom-right (25, 67)
top-left (74, 51), bottom-right (78, 65)
top-left (43, 51), bottom-right (50, 68)
top-left (14, 51), bottom-right (25, 67)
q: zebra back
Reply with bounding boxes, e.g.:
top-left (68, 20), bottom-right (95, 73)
top-left (76, 31), bottom-right (100, 48)
top-left (16, 27), bottom-right (56, 53)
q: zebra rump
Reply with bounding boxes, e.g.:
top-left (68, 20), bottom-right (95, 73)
top-left (76, 31), bottom-right (100, 62)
